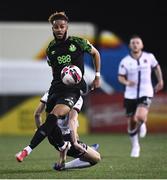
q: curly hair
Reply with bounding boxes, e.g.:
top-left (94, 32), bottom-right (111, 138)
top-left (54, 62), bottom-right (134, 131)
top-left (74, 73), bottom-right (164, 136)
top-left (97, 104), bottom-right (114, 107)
top-left (48, 11), bottom-right (69, 24)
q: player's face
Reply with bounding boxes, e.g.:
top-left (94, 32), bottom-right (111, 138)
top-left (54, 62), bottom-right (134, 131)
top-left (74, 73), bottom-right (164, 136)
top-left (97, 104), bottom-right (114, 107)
top-left (129, 38), bottom-right (143, 53)
top-left (52, 20), bottom-right (68, 39)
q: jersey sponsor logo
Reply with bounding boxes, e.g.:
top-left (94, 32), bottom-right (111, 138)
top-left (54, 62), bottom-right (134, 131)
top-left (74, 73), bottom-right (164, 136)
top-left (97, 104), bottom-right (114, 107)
top-left (69, 44), bottom-right (76, 52)
top-left (57, 54), bottom-right (71, 64)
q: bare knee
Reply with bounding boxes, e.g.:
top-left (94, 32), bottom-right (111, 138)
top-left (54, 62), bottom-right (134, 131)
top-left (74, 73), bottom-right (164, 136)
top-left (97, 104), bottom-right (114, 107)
top-left (95, 152), bottom-right (101, 163)
top-left (90, 152), bottom-right (101, 164)
top-left (51, 104), bottom-right (70, 117)
top-left (135, 114), bottom-right (146, 122)
top-left (135, 107), bottom-right (148, 122)
top-left (82, 147), bottom-right (101, 165)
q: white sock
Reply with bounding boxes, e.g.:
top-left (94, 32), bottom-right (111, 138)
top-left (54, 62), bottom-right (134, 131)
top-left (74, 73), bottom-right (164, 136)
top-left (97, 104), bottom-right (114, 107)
top-left (130, 134), bottom-right (139, 147)
top-left (64, 158), bottom-right (92, 169)
top-left (24, 146), bottom-right (32, 155)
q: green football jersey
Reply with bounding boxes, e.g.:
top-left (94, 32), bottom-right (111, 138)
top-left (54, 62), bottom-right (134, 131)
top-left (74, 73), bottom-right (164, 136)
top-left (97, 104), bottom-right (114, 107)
top-left (46, 36), bottom-right (92, 82)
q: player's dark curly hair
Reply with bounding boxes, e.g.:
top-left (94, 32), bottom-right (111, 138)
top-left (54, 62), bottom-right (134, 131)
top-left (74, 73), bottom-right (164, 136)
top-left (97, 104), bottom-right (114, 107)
top-left (48, 11), bottom-right (69, 24)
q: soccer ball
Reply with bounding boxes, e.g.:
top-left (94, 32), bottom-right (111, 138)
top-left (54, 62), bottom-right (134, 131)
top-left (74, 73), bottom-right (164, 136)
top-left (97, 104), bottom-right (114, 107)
top-left (61, 65), bottom-right (82, 85)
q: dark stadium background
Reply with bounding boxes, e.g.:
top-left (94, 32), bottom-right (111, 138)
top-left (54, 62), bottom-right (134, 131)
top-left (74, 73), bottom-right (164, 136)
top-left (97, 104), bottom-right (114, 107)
top-left (1, 0), bottom-right (166, 90)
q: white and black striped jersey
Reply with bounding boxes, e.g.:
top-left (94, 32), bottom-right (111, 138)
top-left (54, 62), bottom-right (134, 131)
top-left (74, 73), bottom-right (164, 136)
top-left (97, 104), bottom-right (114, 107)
top-left (118, 51), bottom-right (158, 99)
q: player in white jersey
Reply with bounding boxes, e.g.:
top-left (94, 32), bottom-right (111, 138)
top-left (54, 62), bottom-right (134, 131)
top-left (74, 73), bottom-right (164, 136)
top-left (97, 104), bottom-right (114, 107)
top-left (118, 35), bottom-right (164, 158)
top-left (17, 92), bottom-right (101, 170)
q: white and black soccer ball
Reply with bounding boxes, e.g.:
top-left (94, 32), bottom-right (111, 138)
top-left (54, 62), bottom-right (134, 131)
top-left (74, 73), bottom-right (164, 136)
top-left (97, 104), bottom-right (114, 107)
top-left (61, 65), bottom-right (82, 85)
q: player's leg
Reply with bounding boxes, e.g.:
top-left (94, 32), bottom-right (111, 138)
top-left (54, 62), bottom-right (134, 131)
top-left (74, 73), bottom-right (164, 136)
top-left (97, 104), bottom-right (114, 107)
top-left (52, 94), bottom-right (80, 163)
top-left (128, 117), bottom-right (140, 158)
top-left (135, 106), bottom-right (148, 137)
top-left (16, 98), bottom-right (72, 162)
top-left (49, 132), bottom-right (94, 171)
top-left (128, 97), bottom-right (151, 158)
top-left (53, 142), bottom-right (101, 170)
top-left (139, 122), bottom-right (147, 138)
top-left (63, 148), bottom-right (100, 170)
top-left (129, 106), bottom-right (148, 158)
top-left (125, 99), bottom-right (140, 158)
top-left (16, 110), bottom-right (69, 162)
top-left (135, 97), bottom-right (151, 138)
top-left (80, 145), bottom-right (101, 164)
top-left (16, 114), bottom-right (60, 162)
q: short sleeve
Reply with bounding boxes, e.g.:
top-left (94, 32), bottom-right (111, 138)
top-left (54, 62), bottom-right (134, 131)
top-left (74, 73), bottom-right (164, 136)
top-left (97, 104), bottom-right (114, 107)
top-left (150, 53), bottom-right (158, 68)
top-left (70, 36), bottom-right (92, 53)
top-left (73, 96), bottom-right (83, 112)
top-left (118, 60), bottom-right (127, 75)
top-left (45, 39), bottom-right (55, 67)
top-left (83, 39), bottom-right (92, 53)
top-left (46, 56), bottom-right (52, 66)
top-left (40, 92), bottom-right (49, 103)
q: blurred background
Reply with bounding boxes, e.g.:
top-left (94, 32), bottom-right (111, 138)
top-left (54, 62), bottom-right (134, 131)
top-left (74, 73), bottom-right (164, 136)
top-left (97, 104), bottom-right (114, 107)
top-left (0, 0), bottom-right (167, 135)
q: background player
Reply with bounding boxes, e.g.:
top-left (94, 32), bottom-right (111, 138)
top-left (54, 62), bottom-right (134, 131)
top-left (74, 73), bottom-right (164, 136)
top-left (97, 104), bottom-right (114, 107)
top-left (118, 35), bottom-right (163, 157)
top-left (25, 91), bottom-right (101, 170)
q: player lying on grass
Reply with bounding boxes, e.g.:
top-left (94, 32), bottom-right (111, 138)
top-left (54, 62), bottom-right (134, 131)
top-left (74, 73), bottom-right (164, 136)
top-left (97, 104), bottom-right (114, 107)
top-left (16, 92), bottom-right (101, 170)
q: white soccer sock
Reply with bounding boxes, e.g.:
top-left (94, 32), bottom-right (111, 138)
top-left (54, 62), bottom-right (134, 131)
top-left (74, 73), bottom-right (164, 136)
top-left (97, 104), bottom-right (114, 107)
top-left (24, 146), bottom-right (32, 155)
top-left (130, 134), bottom-right (139, 147)
top-left (64, 158), bottom-right (92, 169)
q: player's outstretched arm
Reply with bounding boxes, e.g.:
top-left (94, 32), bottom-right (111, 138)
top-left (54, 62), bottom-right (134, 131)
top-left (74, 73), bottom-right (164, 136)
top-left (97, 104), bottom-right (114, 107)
top-left (68, 109), bottom-right (87, 153)
top-left (34, 102), bottom-right (45, 128)
top-left (90, 46), bottom-right (101, 90)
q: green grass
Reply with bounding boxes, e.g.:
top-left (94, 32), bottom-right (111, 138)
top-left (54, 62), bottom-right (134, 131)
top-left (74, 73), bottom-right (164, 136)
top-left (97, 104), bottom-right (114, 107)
top-left (0, 133), bottom-right (167, 179)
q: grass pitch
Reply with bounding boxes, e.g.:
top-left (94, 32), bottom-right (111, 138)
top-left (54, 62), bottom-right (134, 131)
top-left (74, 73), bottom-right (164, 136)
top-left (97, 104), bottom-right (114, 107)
top-left (0, 133), bottom-right (167, 179)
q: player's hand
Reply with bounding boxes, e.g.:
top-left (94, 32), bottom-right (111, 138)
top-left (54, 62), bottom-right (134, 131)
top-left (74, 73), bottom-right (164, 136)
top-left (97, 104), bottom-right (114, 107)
top-left (91, 76), bottom-right (101, 90)
top-left (126, 81), bottom-right (136, 86)
top-left (73, 142), bottom-right (87, 153)
top-left (154, 80), bottom-right (164, 93)
top-left (53, 162), bottom-right (65, 171)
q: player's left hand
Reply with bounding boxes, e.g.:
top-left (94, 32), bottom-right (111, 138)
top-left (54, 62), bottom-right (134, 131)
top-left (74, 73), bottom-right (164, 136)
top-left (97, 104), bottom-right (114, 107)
top-left (154, 80), bottom-right (164, 93)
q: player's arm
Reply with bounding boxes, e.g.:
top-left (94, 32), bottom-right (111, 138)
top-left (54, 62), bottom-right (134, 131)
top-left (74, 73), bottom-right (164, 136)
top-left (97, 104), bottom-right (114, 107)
top-left (118, 60), bottom-right (135, 86)
top-left (68, 109), bottom-right (79, 143)
top-left (68, 109), bottom-right (86, 153)
top-left (68, 96), bottom-right (86, 153)
top-left (90, 46), bottom-right (101, 90)
top-left (34, 102), bottom-right (45, 128)
top-left (118, 75), bottom-right (135, 86)
top-left (68, 96), bottom-right (83, 143)
top-left (154, 65), bottom-right (164, 92)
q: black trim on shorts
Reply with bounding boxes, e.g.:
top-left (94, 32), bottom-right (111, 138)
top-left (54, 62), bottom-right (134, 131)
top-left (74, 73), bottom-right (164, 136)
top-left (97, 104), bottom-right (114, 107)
top-left (40, 100), bottom-right (46, 104)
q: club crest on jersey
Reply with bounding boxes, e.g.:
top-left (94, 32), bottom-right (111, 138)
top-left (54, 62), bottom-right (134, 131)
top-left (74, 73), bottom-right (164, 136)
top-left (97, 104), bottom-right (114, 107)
top-left (69, 44), bottom-right (76, 52)
top-left (51, 51), bottom-right (56, 55)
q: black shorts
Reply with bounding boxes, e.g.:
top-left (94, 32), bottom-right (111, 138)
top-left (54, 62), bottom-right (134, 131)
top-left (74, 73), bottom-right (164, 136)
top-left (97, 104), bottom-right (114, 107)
top-left (46, 90), bottom-right (80, 113)
top-left (124, 96), bottom-right (152, 117)
top-left (48, 133), bottom-right (87, 158)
